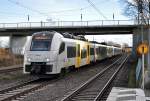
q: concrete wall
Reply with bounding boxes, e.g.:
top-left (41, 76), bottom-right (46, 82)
top-left (9, 35), bottom-right (27, 55)
top-left (145, 28), bottom-right (150, 89)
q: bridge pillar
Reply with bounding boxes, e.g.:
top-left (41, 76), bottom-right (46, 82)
top-left (9, 35), bottom-right (27, 55)
top-left (133, 27), bottom-right (150, 88)
top-left (132, 28), bottom-right (142, 59)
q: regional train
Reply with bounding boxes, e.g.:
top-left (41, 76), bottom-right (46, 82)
top-left (23, 31), bottom-right (122, 75)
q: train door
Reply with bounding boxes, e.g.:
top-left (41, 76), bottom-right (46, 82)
top-left (86, 44), bottom-right (90, 64)
top-left (107, 47), bottom-right (112, 57)
top-left (75, 44), bottom-right (81, 68)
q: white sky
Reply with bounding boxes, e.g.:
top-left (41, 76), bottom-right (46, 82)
top-left (0, 0), bottom-right (133, 46)
top-left (85, 35), bottom-right (133, 46)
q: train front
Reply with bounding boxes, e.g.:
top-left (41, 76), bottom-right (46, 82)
top-left (23, 31), bottom-right (60, 75)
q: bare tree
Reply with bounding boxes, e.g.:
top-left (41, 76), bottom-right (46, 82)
top-left (120, 0), bottom-right (150, 25)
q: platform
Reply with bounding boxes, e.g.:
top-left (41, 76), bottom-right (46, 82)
top-left (145, 89), bottom-right (150, 101)
top-left (106, 87), bottom-right (150, 101)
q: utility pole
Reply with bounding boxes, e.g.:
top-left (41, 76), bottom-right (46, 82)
top-left (113, 13), bottom-right (115, 25)
top-left (149, 0), bottom-right (150, 25)
top-left (81, 13), bottom-right (82, 22)
top-left (80, 8), bottom-right (83, 26)
top-left (27, 15), bottom-right (30, 21)
top-left (113, 13), bottom-right (114, 20)
top-left (138, 0), bottom-right (143, 24)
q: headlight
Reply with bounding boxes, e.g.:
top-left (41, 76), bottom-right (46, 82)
top-left (46, 58), bottom-right (50, 62)
top-left (27, 58), bottom-right (31, 62)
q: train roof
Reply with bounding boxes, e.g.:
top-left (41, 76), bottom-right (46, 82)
top-left (89, 41), bottom-right (107, 45)
top-left (90, 41), bottom-right (122, 48)
top-left (31, 31), bottom-right (122, 49)
top-left (61, 32), bottom-right (88, 41)
top-left (31, 31), bottom-right (88, 41)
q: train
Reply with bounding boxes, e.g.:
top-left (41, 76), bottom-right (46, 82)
top-left (23, 31), bottom-right (122, 75)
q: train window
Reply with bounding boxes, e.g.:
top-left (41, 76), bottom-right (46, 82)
top-left (90, 48), bottom-right (94, 55)
top-left (59, 42), bottom-right (65, 54)
top-left (99, 47), bottom-right (101, 53)
top-left (96, 48), bottom-right (99, 55)
top-left (100, 47), bottom-right (107, 55)
top-left (67, 46), bottom-right (76, 58)
top-left (81, 48), bottom-right (87, 58)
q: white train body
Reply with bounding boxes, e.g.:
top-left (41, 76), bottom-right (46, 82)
top-left (23, 31), bottom-right (122, 75)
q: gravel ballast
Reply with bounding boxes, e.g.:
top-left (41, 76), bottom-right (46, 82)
top-left (0, 70), bottom-right (36, 90)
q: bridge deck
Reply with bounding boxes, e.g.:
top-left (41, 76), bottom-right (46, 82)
top-left (0, 20), bottom-right (138, 36)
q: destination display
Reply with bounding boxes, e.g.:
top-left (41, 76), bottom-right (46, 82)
top-left (33, 34), bottom-right (51, 40)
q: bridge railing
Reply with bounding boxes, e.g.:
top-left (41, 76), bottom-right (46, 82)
top-left (0, 20), bottom-right (136, 28)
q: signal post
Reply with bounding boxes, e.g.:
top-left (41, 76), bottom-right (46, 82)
top-left (137, 42), bottom-right (149, 89)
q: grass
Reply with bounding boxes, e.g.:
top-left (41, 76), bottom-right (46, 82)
top-left (0, 54), bottom-right (23, 67)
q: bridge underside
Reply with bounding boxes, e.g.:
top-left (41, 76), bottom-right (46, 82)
top-left (0, 25), bottom-right (137, 36)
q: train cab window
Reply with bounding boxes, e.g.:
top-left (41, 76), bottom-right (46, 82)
top-left (30, 32), bottom-right (53, 51)
top-left (59, 42), bottom-right (65, 54)
top-left (30, 39), bottom-right (52, 51)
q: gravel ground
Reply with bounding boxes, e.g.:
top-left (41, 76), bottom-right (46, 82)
top-left (113, 59), bottom-right (130, 87)
top-left (21, 57), bottom-right (119, 101)
top-left (0, 70), bottom-right (35, 90)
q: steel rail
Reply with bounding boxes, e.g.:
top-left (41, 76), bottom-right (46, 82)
top-left (0, 76), bottom-right (39, 94)
top-left (0, 76), bottom-right (60, 101)
top-left (0, 80), bottom-right (50, 101)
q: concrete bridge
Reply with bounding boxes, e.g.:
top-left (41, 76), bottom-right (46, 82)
top-left (0, 20), bottom-right (137, 54)
top-left (0, 20), bottom-right (137, 55)
top-left (0, 20), bottom-right (137, 36)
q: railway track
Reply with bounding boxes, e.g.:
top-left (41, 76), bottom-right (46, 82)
top-left (0, 55), bottom-right (123, 101)
top-left (0, 76), bottom-right (40, 101)
top-left (99, 58), bottom-right (130, 101)
top-left (61, 54), bottom-right (128, 101)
